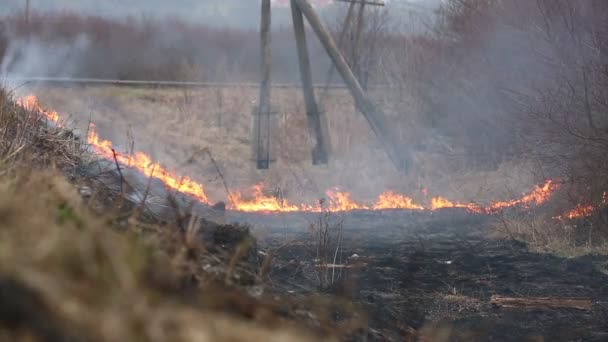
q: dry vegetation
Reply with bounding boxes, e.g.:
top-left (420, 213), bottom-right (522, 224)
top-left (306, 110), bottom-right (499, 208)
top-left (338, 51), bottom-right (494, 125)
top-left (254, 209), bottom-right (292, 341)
top-left (28, 84), bottom-right (539, 207)
top-left (3, 1), bottom-right (607, 256)
top-left (0, 11), bottom-right (329, 83)
top-left (1, 0), bottom-right (608, 339)
top-left (0, 88), bottom-right (373, 341)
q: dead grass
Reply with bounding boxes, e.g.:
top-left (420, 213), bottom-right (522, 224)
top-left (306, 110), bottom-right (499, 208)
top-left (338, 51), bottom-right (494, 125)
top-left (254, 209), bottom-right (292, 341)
top-left (27, 84), bottom-right (541, 207)
top-left (493, 215), bottom-right (608, 258)
top-left (0, 89), bottom-right (357, 341)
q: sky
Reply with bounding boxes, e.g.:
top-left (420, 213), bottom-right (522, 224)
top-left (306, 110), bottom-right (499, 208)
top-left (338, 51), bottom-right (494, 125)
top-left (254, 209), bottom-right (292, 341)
top-left (1, 0), bottom-right (440, 28)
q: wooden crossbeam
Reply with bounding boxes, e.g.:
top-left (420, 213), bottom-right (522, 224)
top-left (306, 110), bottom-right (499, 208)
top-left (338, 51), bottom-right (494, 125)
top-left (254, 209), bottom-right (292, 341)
top-left (319, 1), bottom-right (356, 107)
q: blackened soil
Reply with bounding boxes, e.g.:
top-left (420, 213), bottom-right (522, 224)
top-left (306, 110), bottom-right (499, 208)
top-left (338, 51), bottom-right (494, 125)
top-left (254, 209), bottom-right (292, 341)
top-left (241, 210), bottom-right (608, 341)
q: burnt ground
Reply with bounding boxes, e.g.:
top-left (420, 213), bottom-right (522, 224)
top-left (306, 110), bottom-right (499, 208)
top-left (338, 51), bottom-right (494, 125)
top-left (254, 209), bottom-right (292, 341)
top-left (229, 210), bottom-right (608, 341)
top-left (86, 164), bottom-right (608, 341)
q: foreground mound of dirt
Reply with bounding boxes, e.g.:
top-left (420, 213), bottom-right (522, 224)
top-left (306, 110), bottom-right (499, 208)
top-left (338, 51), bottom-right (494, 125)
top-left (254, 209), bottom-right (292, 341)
top-left (0, 89), bottom-right (343, 341)
top-left (2, 170), bottom-right (333, 341)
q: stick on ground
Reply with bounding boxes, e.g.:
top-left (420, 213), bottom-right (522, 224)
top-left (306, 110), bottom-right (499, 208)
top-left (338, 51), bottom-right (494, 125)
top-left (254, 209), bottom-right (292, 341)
top-left (491, 295), bottom-right (592, 311)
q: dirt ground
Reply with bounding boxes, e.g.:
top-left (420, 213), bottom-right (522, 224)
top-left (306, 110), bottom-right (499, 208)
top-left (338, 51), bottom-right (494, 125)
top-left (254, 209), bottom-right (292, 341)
top-left (231, 210), bottom-right (608, 341)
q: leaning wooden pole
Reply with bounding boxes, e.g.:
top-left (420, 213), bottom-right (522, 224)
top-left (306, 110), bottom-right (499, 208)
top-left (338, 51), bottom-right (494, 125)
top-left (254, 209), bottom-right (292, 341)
top-left (25, 0), bottom-right (30, 26)
top-left (254, 0), bottom-right (273, 169)
top-left (292, 0), bottom-right (407, 170)
top-left (290, 0), bottom-right (331, 165)
top-left (351, 2), bottom-right (367, 88)
top-left (319, 2), bottom-right (356, 107)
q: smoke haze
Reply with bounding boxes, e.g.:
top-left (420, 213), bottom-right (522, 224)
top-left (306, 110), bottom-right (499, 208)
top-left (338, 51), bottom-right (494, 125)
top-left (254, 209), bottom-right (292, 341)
top-left (0, 0), bottom-right (439, 28)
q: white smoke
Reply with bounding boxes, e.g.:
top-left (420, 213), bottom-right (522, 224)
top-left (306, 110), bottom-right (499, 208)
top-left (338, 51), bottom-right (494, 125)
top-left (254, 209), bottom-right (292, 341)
top-left (1, 33), bottom-right (91, 78)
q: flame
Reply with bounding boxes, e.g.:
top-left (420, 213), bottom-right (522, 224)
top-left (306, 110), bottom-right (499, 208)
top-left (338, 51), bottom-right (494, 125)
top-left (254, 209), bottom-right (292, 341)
top-left (87, 126), bottom-right (209, 203)
top-left (16, 95), bottom-right (60, 124)
top-left (429, 197), bottom-right (483, 213)
top-left (327, 189), bottom-right (374, 211)
top-left (562, 204), bottom-right (595, 219)
top-left (228, 184), bottom-right (301, 212)
top-left (17, 94), bottom-right (567, 216)
top-left (374, 192), bottom-right (424, 210)
top-left (485, 180), bottom-right (558, 213)
top-left (556, 191), bottom-right (608, 220)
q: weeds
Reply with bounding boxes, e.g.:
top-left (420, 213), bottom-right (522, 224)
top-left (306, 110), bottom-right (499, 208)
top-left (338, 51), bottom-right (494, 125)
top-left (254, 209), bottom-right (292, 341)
top-left (494, 213), bottom-right (608, 257)
top-left (308, 200), bottom-right (346, 290)
top-left (0, 89), bottom-right (341, 341)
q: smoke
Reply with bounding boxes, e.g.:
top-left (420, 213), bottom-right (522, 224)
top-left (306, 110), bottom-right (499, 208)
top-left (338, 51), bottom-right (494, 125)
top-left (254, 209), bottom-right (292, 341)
top-left (0, 11), bottom-right (341, 83)
top-left (0, 0), bottom-right (351, 29)
top-left (1, 34), bottom-right (91, 78)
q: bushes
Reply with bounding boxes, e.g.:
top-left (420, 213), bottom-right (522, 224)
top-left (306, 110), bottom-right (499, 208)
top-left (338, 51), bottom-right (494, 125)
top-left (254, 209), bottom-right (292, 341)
top-left (415, 0), bottom-right (608, 240)
top-left (0, 11), bottom-right (334, 83)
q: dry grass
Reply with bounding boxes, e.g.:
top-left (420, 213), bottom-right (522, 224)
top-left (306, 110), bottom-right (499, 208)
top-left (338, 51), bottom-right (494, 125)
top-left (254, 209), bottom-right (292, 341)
top-left (0, 89), bottom-right (362, 341)
top-left (0, 171), bottom-right (309, 341)
top-left (493, 214), bottom-right (608, 258)
top-left (27, 85), bottom-right (540, 207)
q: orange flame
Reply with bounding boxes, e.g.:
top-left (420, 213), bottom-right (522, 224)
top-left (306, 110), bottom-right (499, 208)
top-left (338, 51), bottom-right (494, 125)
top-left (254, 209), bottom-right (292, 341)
top-left (429, 197), bottom-right (483, 213)
top-left (87, 125), bottom-right (209, 203)
top-left (487, 180), bottom-right (558, 212)
top-left (374, 192), bottom-right (424, 211)
top-left (17, 94), bottom-right (566, 216)
top-left (16, 95), bottom-right (60, 124)
top-left (556, 191), bottom-right (607, 220)
top-left (562, 204), bottom-right (595, 219)
top-left (326, 189), bottom-right (369, 211)
top-left (228, 184), bottom-right (301, 212)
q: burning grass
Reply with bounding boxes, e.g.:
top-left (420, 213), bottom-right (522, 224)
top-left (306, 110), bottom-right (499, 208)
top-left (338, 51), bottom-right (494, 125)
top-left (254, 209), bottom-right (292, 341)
top-left (28, 85), bottom-right (542, 206)
top-left (0, 169), bottom-right (326, 341)
top-left (16, 86), bottom-right (606, 254)
top-left (0, 89), bottom-right (363, 341)
top-left (11, 92), bottom-right (565, 216)
top-left (5, 84), bottom-right (607, 340)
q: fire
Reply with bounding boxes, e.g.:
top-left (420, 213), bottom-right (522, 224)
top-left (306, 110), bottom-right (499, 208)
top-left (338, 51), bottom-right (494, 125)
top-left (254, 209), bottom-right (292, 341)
top-left (562, 204), bottom-right (595, 219)
top-left (374, 192), bottom-right (424, 211)
top-left (556, 191), bottom-right (608, 220)
top-left (17, 93), bottom-right (568, 216)
top-left (229, 184), bottom-right (301, 212)
top-left (326, 189), bottom-right (369, 211)
top-left (430, 197), bottom-right (483, 213)
top-left (87, 126), bottom-right (209, 203)
top-left (16, 95), bottom-right (60, 124)
top-left (487, 180), bottom-right (558, 212)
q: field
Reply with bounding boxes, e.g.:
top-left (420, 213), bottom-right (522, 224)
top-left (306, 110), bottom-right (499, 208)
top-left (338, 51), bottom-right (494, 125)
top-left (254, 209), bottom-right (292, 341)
top-left (3, 0), bottom-right (608, 339)
top-left (27, 84), bottom-right (539, 207)
top-left (9, 84), bottom-right (606, 340)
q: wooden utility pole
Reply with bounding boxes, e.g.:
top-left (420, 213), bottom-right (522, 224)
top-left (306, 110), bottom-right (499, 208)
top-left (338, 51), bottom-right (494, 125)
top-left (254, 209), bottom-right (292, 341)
top-left (351, 2), bottom-right (366, 88)
top-left (290, 0), bottom-right (331, 165)
top-left (292, 0), bottom-right (407, 170)
top-left (25, 0), bottom-right (31, 26)
top-left (319, 2), bottom-right (356, 107)
top-left (254, 0), bottom-right (273, 169)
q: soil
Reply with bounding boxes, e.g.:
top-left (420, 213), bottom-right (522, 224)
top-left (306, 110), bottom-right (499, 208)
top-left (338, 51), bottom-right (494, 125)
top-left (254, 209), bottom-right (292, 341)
top-left (231, 210), bottom-right (608, 341)
top-left (81, 163), bottom-right (608, 341)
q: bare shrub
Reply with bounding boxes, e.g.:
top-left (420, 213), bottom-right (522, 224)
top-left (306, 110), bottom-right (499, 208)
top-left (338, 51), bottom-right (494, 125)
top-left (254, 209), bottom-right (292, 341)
top-left (376, 0), bottom-right (608, 245)
top-left (511, 0), bottom-right (608, 228)
top-left (0, 11), bottom-right (330, 83)
top-left (308, 202), bottom-right (345, 290)
top-left (496, 214), bottom-right (608, 257)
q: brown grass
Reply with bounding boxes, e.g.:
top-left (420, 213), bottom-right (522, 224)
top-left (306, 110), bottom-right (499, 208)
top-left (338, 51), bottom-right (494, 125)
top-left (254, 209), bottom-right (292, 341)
top-left (0, 88), bottom-right (362, 341)
top-left (27, 84), bottom-right (540, 207)
top-left (493, 214), bottom-right (608, 257)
